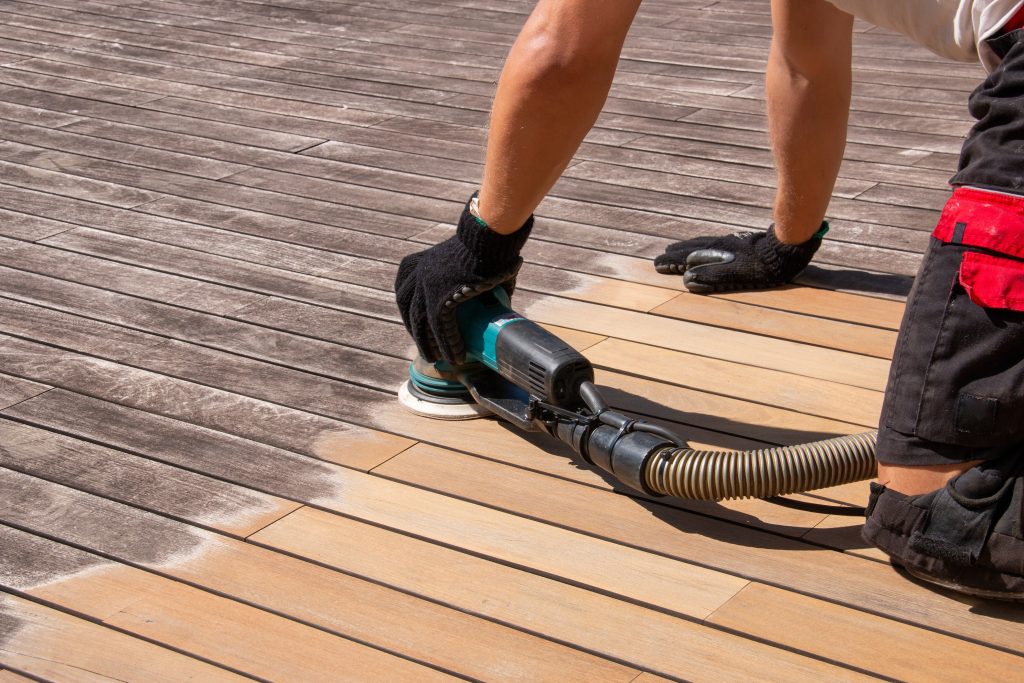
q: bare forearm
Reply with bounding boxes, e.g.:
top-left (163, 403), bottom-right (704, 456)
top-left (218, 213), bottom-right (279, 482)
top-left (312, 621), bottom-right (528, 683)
top-left (479, 0), bottom-right (642, 233)
top-left (768, 0), bottom-right (853, 244)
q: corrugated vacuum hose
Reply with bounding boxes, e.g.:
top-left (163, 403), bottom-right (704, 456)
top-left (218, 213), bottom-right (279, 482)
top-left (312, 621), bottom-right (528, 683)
top-left (642, 430), bottom-right (878, 501)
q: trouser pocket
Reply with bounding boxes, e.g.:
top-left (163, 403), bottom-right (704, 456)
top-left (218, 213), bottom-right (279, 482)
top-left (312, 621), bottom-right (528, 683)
top-left (879, 189), bottom-right (1024, 449)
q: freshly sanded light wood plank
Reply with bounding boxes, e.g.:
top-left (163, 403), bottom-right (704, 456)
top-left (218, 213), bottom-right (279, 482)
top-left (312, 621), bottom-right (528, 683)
top-left (361, 444), bottom-right (1024, 654)
top-left (0, 476), bottom-right (639, 682)
top-left (652, 291), bottom-right (898, 358)
top-left (521, 295), bottom-right (891, 391)
top-left (584, 337), bottom-right (883, 426)
top-left (707, 584), bottom-right (1024, 679)
top-left (0, 670), bottom-right (36, 683)
top-left (594, 369), bottom-right (868, 445)
top-left (0, 374), bottom-right (48, 411)
top-left (713, 285), bottom-right (905, 330)
top-left (376, 443), bottom-right (831, 538)
top-left (539, 324), bottom-right (607, 352)
top-left (252, 508), bottom-right (872, 682)
top-left (800, 514), bottom-right (890, 563)
top-left (0, 419), bottom-right (301, 537)
top-left (0, 524), bottom-right (458, 683)
top-left (0, 593), bottom-right (249, 683)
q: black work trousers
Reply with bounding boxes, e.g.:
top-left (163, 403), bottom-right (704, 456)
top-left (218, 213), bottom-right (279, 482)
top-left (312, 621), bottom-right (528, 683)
top-left (876, 29), bottom-right (1024, 465)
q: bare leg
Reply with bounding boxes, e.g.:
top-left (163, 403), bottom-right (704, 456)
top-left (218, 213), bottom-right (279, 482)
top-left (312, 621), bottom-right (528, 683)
top-left (876, 460), bottom-right (982, 495)
top-left (478, 0), bottom-right (643, 234)
top-left (767, 0), bottom-right (853, 244)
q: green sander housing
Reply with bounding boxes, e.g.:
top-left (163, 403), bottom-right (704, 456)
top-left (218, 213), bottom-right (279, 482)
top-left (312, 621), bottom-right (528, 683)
top-left (455, 287), bottom-right (594, 417)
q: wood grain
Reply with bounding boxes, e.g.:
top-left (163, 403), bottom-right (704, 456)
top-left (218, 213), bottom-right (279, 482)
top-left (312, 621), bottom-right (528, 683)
top-left (0, 593), bottom-right (249, 683)
top-left (707, 584), bottom-right (1024, 680)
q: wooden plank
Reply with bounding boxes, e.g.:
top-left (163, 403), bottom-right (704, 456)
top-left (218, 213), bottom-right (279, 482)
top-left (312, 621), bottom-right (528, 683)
top-left (0, 236), bottom-right (267, 318)
top-left (0, 83), bottom-right (326, 151)
top-left (0, 418), bottom-right (301, 537)
top-left (0, 295), bottom-right (863, 498)
top-left (707, 584), bottom-right (1024, 680)
top-left (519, 295), bottom-right (891, 391)
top-left (0, 593), bottom-right (249, 683)
top-left (0, 119), bottom-right (250, 180)
top-left (377, 442), bottom-right (830, 540)
top-left (651, 292), bottom-right (898, 358)
top-left (0, 375), bottom-right (48, 411)
top-left (8, 219), bottom-right (892, 395)
top-left (0, 208), bottom-right (75, 242)
top-left (712, 285), bottom-right (905, 331)
top-left (0, 158), bottom-right (160, 209)
top-left (1, 57), bottom-right (392, 127)
top-left (0, 113), bottom-right (929, 278)
top-left (12, 49), bottom-right (484, 124)
top-left (0, 144), bottom-right (435, 238)
top-left (594, 369), bottom-right (868, 446)
top-left (0, 288), bottom-right (169, 363)
top-left (0, 524), bottom-right (458, 682)
top-left (252, 508), bottom-right (872, 682)
top-left (0, 299), bottom-right (861, 498)
top-left (0, 97), bottom-right (84, 127)
top-left (0, 474), bottom-right (640, 682)
top-left (0, 66), bottom-right (168, 107)
top-left (37, 228), bottom-right (398, 319)
top-left (0, 270), bottom-right (411, 389)
top-left (582, 336), bottom-right (883, 425)
top-left (0, 352), bottom-right (974, 667)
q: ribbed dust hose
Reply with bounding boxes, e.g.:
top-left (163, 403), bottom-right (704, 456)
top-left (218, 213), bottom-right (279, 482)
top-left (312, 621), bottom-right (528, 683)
top-left (642, 430), bottom-right (878, 501)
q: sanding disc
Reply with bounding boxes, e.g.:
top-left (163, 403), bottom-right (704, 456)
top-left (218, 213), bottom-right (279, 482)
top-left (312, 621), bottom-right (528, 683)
top-left (397, 380), bottom-right (491, 420)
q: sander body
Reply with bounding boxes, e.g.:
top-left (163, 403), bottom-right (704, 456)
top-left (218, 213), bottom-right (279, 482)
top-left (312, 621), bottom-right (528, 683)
top-left (398, 287), bottom-right (877, 502)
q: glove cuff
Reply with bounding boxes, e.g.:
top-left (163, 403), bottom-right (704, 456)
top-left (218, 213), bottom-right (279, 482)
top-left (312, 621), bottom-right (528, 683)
top-left (456, 194), bottom-right (533, 274)
top-left (762, 223), bottom-right (825, 280)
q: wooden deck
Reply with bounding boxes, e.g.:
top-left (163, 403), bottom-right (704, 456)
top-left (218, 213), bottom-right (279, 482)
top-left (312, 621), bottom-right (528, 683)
top-left (1, 0), bottom-right (1022, 680)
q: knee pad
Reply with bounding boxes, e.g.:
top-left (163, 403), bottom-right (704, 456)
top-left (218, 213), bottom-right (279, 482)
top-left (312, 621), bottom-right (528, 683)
top-left (863, 449), bottom-right (1024, 599)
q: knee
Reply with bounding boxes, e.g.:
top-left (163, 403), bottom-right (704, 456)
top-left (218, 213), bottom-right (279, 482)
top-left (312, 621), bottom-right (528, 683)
top-left (512, 21), bottom-right (620, 92)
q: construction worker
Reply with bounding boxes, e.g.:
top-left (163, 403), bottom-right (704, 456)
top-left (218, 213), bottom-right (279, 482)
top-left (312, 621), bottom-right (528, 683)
top-left (395, 0), bottom-right (1024, 599)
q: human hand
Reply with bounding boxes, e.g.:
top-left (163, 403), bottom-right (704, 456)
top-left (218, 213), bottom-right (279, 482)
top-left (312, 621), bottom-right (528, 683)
top-left (653, 224), bottom-right (827, 293)
top-left (395, 196), bottom-right (532, 363)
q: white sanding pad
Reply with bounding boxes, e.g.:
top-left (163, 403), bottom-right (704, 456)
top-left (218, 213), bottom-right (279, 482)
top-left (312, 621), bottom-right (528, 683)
top-left (397, 380), bottom-right (491, 420)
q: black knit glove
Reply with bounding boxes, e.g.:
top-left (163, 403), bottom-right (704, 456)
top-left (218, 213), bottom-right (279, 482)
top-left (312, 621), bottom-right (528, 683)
top-left (653, 223), bottom-right (828, 293)
top-left (395, 196), bottom-right (533, 364)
